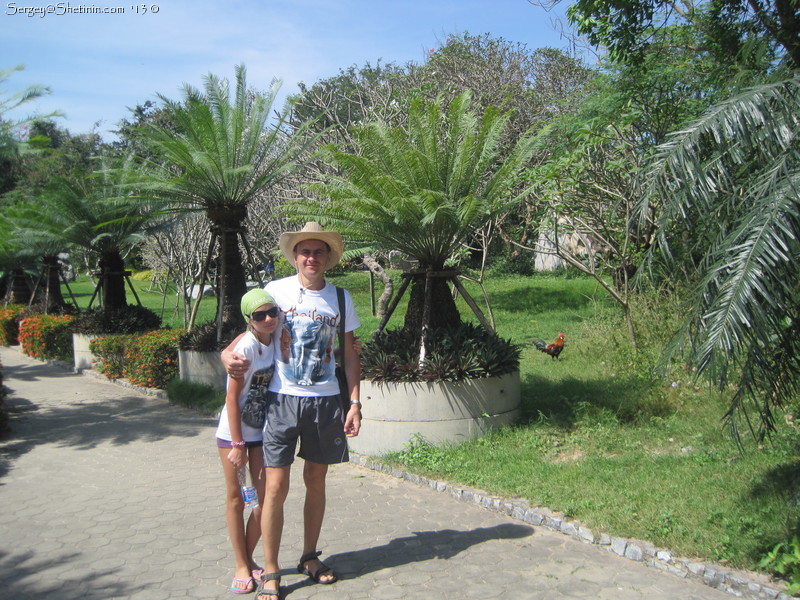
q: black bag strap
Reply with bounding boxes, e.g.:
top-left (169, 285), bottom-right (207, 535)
top-left (336, 285), bottom-right (346, 372)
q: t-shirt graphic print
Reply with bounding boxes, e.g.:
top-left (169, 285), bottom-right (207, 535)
top-left (278, 309), bottom-right (337, 386)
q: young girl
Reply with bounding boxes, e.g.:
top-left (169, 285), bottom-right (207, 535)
top-left (215, 289), bottom-right (279, 594)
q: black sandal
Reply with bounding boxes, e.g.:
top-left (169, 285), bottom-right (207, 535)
top-left (254, 572), bottom-right (281, 599)
top-left (297, 551), bottom-right (338, 584)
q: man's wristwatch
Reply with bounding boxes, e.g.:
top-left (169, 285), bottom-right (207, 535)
top-left (350, 399), bottom-right (362, 407)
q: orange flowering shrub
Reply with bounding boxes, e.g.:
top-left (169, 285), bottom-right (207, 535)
top-left (18, 314), bottom-right (75, 362)
top-left (123, 328), bottom-right (184, 389)
top-left (89, 334), bottom-right (130, 380)
top-left (0, 305), bottom-right (26, 346)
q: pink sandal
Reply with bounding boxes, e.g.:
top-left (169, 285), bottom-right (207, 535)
top-left (230, 576), bottom-right (255, 594)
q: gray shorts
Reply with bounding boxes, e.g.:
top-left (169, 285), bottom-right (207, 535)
top-left (263, 392), bottom-right (349, 467)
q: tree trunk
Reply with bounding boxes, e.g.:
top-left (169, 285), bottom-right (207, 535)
top-left (99, 250), bottom-right (128, 310)
top-left (403, 268), bottom-right (461, 334)
top-left (362, 255), bottom-right (393, 318)
top-left (209, 205), bottom-right (248, 331)
top-left (41, 255), bottom-right (68, 312)
top-left (6, 269), bottom-right (32, 305)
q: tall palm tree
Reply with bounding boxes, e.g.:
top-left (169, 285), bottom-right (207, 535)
top-left (297, 91), bottom-right (539, 338)
top-left (136, 64), bottom-right (321, 330)
top-left (639, 74), bottom-right (800, 442)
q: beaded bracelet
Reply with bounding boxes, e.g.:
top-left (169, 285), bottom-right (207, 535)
top-left (230, 440), bottom-right (247, 447)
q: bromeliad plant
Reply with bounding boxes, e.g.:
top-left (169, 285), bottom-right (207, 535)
top-left (70, 305), bottom-right (162, 335)
top-left (362, 323), bottom-right (521, 382)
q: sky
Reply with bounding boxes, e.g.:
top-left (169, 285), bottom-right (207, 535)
top-left (1, 0), bottom-right (575, 140)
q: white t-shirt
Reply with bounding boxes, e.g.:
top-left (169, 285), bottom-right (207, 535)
top-left (215, 331), bottom-right (275, 442)
top-left (266, 276), bottom-right (360, 397)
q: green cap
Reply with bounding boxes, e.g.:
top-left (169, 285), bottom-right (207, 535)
top-left (241, 288), bottom-right (275, 320)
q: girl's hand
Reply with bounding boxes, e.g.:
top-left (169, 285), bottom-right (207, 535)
top-left (227, 446), bottom-right (247, 469)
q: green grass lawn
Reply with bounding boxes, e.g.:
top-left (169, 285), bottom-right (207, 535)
top-left (339, 271), bottom-right (799, 577)
top-left (63, 269), bottom-right (799, 576)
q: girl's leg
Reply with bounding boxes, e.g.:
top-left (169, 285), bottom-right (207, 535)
top-left (218, 448), bottom-right (255, 593)
top-left (245, 446), bottom-right (265, 575)
top-left (260, 465), bottom-right (291, 595)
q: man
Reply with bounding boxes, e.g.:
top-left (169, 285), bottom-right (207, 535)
top-left (222, 222), bottom-right (361, 599)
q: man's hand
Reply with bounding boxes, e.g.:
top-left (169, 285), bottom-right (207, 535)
top-left (344, 404), bottom-right (361, 437)
top-left (221, 347), bottom-right (251, 378)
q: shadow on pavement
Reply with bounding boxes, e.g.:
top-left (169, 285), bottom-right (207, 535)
top-left (0, 550), bottom-right (136, 600)
top-left (282, 523), bottom-right (534, 595)
top-left (0, 358), bottom-right (213, 455)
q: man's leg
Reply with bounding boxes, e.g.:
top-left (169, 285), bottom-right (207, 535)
top-left (300, 460), bottom-right (336, 583)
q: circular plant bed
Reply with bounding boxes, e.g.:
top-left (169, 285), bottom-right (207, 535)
top-left (348, 371), bottom-right (520, 455)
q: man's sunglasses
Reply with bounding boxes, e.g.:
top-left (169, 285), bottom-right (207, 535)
top-left (251, 306), bottom-right (279, 321)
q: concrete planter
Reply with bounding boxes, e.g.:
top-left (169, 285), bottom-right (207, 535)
top-left (72, 333), bottom-right (98, 372)
top-left (348, 371), bottom-right (520, 456)
top-left (178, 350), bottom-right (227, 391)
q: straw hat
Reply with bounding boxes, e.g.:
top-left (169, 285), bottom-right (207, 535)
top-left (279, 221), bottom-right (343, 271)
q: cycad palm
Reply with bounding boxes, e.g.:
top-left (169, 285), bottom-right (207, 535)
top-left (0, 208), bottom-right (69, 311)
top-left (138, 64), bottom-right (320, 329)
top-left (301, 91), bottom-right (538, 334)
top-left (640, 74), bottom-right (800, 441)
top-left (11, 159), bottom-right (154, 310)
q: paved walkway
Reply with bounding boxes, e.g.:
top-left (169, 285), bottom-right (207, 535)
top-left (0, 347), bottom-right (760, 599)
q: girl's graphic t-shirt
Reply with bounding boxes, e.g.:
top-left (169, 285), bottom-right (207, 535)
top-left (215, 331), bottom-right (275, 441)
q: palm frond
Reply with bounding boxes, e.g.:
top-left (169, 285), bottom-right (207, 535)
top-left (643, 75), bottom-right (800, 441)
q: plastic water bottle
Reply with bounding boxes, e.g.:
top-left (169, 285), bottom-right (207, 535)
top-left (238, 466), bottom-right (259, 509)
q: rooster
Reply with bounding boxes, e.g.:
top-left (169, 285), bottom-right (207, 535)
top-left (532, 333), bottom-right (565, 360)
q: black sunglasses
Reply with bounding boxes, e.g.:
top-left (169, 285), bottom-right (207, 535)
top-left (250, 306), bottom-right (279, 321)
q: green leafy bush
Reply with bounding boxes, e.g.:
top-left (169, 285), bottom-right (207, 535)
top-left (486, 251), bottom-right (535, 276)
top-left (70, 305), bottom-right (162, 334)
top-left (124, 328), bottom-right (183, 389)
top-left (0, 304), bottom-right (26, 345)
top-left (759, 536), bottom-right (800, 595)
top-left (362, 323), bottom-right (521, 382)
top-left (18, 314), bottom-right (75, 362)
top-left (90, 334), bottom-right (130, 379)
top-left (273, 256), bottom-right (295, 279)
